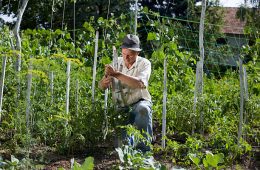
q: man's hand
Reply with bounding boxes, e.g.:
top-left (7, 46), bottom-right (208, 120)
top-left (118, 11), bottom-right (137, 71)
top-left (99, 75), bottom-right (112, 90)
top-left (105, 65), bottom-right (119, 77)
top-left (105, 64), bottom-right (145, 89)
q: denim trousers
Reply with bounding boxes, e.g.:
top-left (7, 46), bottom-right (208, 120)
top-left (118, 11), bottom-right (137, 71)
top-left (117, 99), bottom-right (153, 152)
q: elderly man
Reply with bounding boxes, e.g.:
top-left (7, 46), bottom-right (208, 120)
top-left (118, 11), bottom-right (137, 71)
top-left (99, 34), bottom-right (152, 152)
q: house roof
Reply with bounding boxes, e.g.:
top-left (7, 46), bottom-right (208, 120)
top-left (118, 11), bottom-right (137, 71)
top-left (222, 7), bottom-right (246, 35)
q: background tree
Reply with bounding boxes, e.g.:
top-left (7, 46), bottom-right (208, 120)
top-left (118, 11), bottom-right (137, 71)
top-left (236, 0), bottom-right (260, 62)
top-left (141, 0), bottom-right (189, 18)
top-left (237, 0), bottom-right (260, 30)
top-left (1, 0), bottom-right (133, 29)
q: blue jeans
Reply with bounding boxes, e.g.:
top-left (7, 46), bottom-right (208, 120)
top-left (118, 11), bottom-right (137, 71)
top-left (118, 99), bottom-right (153, 152)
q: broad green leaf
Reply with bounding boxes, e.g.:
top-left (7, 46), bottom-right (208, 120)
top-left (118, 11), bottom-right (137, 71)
top-left (143, 7), bottom-right (149, 13)
top-left (147, 32), bottom-right (157, 41)
top-left (205, 152), bottom-right (224, 168)
top-left (65, 33), bottom-right (71, 39)
top-left (203, 158), bottom-right (208, 168)
top-left (83, 22), bottom-right (95, 33)
top-left (58, 38), bottom-right (65, 46)
top-left (55, 29), bottom-right (63, 35)
top-left (160, 165), bottom-right (167, 170)
top-left (189, 154), bottom-right (200, 166)
top-left (100, 56), bottom-right (111, 65)
top-left (73, 161), bottom-right (81, 170)
top-left (81, 157), bottom-right (94, 170)
top-left (58, 168), bottom-right (65, 170)
top-left (97, 17), bottom-right (105, 25)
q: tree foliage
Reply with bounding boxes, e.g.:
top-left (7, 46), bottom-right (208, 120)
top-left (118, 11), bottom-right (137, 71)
top-left (2, 0), bottom-right (223, 31)
top-left (1, 0), bottom-right (133, 29)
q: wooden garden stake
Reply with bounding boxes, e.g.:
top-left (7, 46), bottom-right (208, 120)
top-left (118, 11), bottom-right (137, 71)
top-left (238, 57), bottom-right (244, 144)
top-left (193, 0), bottom-right (206, 135)
top-left (25, 56), bottom-right (33, 157)
top-left (134, 0), bottom-right (138, 35)
top-left (243, 67), bottom-right (249, 140)
top-left (26, 56), bottom-right (33, 129)
top-left (0, 55), bottom-right (7, 122)
top-left (162, 56), bottom-right (167, 148)
top-left (103, 86), bottom-right (108, 139)
top-left (62, 0), bottom-right (66, 30)
top-left (66, 60), bottom-right (71, 119)
top-left (50, 71), bottom-right (54, 105)
top-left (92, 31), bottom-right (99, 104)
top-left (76, 79), bottom-right (79, 116)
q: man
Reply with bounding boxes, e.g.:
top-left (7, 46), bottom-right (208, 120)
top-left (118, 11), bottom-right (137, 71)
top-left (99, 34), bottom-right (152, 152)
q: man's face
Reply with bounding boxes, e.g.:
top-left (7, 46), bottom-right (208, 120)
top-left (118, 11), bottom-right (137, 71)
top-left (122, 48), bottom-right (138, 67)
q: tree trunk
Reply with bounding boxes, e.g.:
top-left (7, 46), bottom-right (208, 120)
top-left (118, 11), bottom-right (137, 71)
top-left (13, 0), bottom-right (29, 71)
top-left (13, 0), bottom-right (29, 129)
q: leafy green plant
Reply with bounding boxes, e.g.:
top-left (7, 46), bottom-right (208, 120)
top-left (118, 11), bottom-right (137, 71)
top-left (57, 157), bottom-right (94, 170)
top-left (189, 151), bottom-right (225, 170)
top-left (202, 152), bottom-right (225, 169)
top-left (116, 145), bottom-right (165, 170)
top-left (122, 125), bottom-right (153, 150)
top-left (115, 125), bottom-right (165, 169)
top-left (0, 155), bottom-right (44, 170)
top-left (72, 157), bottom-right (94, 170)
